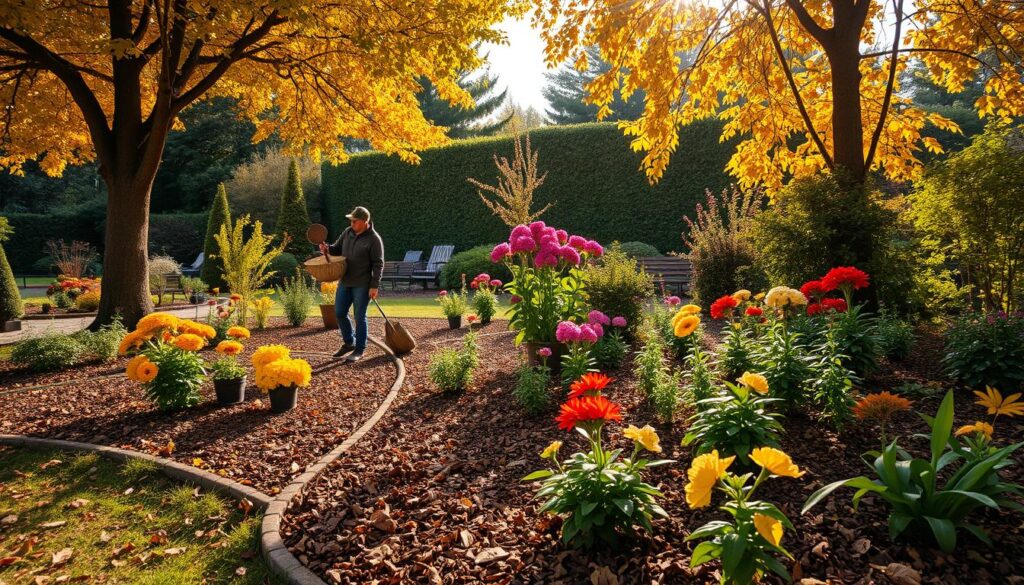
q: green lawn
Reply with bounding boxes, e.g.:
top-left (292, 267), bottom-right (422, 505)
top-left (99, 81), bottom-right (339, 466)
top-left (264, 292), bottom-right (513, 320)
top-left (13, 276), bottom-right (52, 286)
top-left (0, 447), bottom-right (280, 584)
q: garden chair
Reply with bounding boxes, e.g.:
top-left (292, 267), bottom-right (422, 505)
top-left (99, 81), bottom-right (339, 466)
top-left (410, 245), bottom-right (454, 289)
top-left (160, 273), bottom-right (186, 305)
top-left (402, 250), bottom-right (423, 263)
top-left (637, 256), bottom-right (693, 295)
top-left (181, 252), bottom-right (204, 277)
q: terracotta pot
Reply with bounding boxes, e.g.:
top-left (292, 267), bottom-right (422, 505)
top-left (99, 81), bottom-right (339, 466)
top-left (268, 385), bottom-right (298, 413)
top-left (447, 315), bottom-right (462, 329)
top-left (523, 341), bottom-right (565, 374)
top-left (320, 304), bottom-right (338, 329)
top-left (213, 377), bottom-right (246, 406)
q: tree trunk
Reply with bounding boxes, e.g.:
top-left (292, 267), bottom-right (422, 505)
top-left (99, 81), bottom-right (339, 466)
top-left (828, 42), bottom-right (866, 181)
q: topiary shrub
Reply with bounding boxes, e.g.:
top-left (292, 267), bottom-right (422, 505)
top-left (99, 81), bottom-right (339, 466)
top-left (617, 241), bottom-right (661, 258)
top-left (0, 242), bottom-right (23, 323)
top-left (583, 244), bottom-right (653, 339)
top-left (201, 183), bottom-right (232, 288)
top-left (441, 245), bottom-right (513, 290)
top-left (277, 159), bottom-right (312, 258)
top-left (74, 289), bottom-right (101, 311)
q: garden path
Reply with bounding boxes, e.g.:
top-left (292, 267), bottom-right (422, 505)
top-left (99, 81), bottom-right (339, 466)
top-left (0, 304), bottom-right (220, 346)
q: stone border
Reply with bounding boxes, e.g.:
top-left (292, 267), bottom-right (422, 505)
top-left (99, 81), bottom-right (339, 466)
top-left (0, 434), bottom-right (272, 508)
top-left (259, 335), bottom-right (406, 585)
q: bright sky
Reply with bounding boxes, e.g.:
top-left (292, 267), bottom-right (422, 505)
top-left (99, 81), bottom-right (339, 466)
top-left (481, 15), bottom-right (552, 115)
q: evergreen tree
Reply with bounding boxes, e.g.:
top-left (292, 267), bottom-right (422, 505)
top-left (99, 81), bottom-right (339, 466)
top-left (417, 69), bottom-right (513, 138)
top-left (277, 159), bottom-right (312, 257)
top-left (201, 183), bottom-right (232, 288)
top-left (0, 218), bottom-right (24, 322)
top-left (543, 46), bottom-right (646, 125)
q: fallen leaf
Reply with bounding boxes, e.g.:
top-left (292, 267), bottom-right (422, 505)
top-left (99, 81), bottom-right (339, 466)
top-left (99, 531), bottom-right (113, 544)
top-left (474, 547), bottom-right (509, 567)
top-left (67, 498), bottom-right (90, 510)
top-left (851, 538), bottom-right (871, 556)
top-left (369, 510), bottom-right (397, 533)
top-left (122, 487), bottom-right (134, 496)
top-left (158, 440), bottom-right (175, 457)
top-left (0, 557), bottom-right (19, 567)
top-left (15, 537), bottom-right (37, 556)
top-left (234, 567), bottom-right (247, 576)
top-left (882, 563), bottom-right (921, 585)
top-left (162, 548), bottom-right (186, 556)
top-left (238, 499), bottom-right (253, 517)
top-left (39, 521), bottom-right (67, 529)
top-left (51, 548), bottom-right (73, 567)
top-left (149, 531), bottom-right (168, 546)
top-left (39, 459), bottom-right (63, 470)
top-left (111, 542), bottom-right (136, 559)
top-left (590, 566), bottom-right (618, 585)
top-left (0, 515), bottom-right (17, 525)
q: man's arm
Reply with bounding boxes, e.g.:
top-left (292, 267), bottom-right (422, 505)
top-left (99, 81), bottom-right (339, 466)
top-left (369, 233), bottom-right (384, 291)
top-left (327, 229), bottom-right (347, 256)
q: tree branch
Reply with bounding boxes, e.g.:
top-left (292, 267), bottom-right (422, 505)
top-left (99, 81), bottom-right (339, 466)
top-left (784, 0), bottom-right (831, 44)
top-left (864, 0), bottom-right (903, 173)
top-left (131, 0), bottom-right (153, 44)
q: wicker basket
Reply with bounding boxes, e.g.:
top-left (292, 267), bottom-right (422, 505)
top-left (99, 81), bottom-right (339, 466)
top-left (303, 254), bottom-right (346, 283)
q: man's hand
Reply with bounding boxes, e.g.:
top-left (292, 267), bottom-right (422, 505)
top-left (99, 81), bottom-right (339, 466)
top-left (369, 288), bottom-right (378, 300)
top-left (318, 242), bottom-right (329, 255)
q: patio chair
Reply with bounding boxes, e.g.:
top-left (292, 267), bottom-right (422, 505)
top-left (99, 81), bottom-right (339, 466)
top-left (410, 245), bottom-right (454, 289)
top-left (380, 261), bottom-right (420, 290)
top-left (402, 250), bottom-right (423, 263)
top-left (180, 252), bottom-right (204, 277)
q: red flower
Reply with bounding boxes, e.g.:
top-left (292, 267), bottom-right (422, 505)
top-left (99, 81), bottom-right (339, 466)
top-left (568, 373), bottom-right (613, 399)
top-left (709, 295), bottom-right (739, 320)
top-left (821, 298), bottom-right (848, 313)
top-left (806, 303), bottom-right (823, 316)
top-left (470, 281), bottom-right (479, 290)
top-left (556, 396), bottom-right (623, 431)
top-left (745, 306), bottom-right (763, 317)
top-left (800, 279), bottom-right (831, 299)
top-left (821, 267), bottom-right (870, 291)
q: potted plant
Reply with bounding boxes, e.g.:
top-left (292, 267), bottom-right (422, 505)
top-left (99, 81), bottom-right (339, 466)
top-left (318, 281), bottom-right (339, 329)
top-left (183, 276), bottom-right (208, 304)
top-left (470, 273), bottom-right (501, 324)
top-left (209, 326), bottom-right (251, 405)
top-left (437, 285), bottom-right (468, 329)
top-left (121, 313), bottom-right (216, 411)
top-left (252, 344), bottom-right (312, 413)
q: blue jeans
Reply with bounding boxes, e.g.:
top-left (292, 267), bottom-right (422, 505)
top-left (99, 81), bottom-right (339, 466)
top-left (335, 285), bottom-right (370, 351)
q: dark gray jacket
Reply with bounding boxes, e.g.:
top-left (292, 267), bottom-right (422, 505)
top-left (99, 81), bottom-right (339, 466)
top-left (328, 226), bottom-right (384, 289)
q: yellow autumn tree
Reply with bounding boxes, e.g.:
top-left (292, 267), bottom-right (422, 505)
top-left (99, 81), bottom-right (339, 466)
top-left (532, 0), bottom-right (1024, 190)
top-left (0, 0), bottom-right (519, 327)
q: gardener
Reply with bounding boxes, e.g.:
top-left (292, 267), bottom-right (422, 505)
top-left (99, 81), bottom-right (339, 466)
top-left (319, 206), bottom-right (383, 362)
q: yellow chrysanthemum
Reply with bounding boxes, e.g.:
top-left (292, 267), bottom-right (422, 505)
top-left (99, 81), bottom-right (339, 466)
top-left (732, 289), bottom-right (751, 302)
top-left (754, 292), bottom-right (766, 301)
top-left (955, 421), bottom-right (994, 440)
top-left (227, 326), bottom-right (251, 340)
top-left (118, 331), bottom-right (152, 355)
top-left (786, 289), bottom-right (808, 306)
top-left (172, 333), bottom-right (206, 352)
top-left (135, 313), bottom-right (181, 335)
top-left (673, 315), bottom-right (700, 338)
top-left (974, 386), bottom-right (1024, 418)
top-left (764, 286), bottom-right (800, 308)
top-left (178, 320), bottom-right (217, 339)
top-left (623, 425), bottom-right (662, 453)
top-left (540, 440), bottom-right (562, 460)
top-left (125, 354), bottom-right (149, 382)
top-left (753, 513), bottom-right (783, 547)
top-left (675, 304), bottom-right (702, 320)
top-left (216, 340), bottom-right (244, 356)
top-left (255, 357), bottom-right (312, 390)
top-left (252, 345), bottom-right (291, 368)
top-left (684, 450), bottom-right (734, 508)
top-left (750, 447), bottom-right (804, 478)
top-left (136, 360), bottom-right (159, 383)
top-left (738, 372), bottom-right (769, 394)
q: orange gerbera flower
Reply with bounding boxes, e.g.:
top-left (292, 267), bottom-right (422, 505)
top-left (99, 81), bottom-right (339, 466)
top-left (555, 396), bottom-right (623, 431)
top-left (568, 372), bottom-right (613, 399)
top-left (853, 392), bottom-right (912, 422)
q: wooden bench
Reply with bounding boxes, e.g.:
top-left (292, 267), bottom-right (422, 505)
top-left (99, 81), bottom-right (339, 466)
top-left (379, 261), bottom-right (421, 290)
top-left (637, 256), bottom-right (693, 295)
top-left (411, 245), bottom-right (454, 289)
top-left (157, 273), bottom-right (186, 306)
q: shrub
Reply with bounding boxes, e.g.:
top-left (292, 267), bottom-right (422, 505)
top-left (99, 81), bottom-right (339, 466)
top-left (267, 253), bottom-right (299, 287)
top-left (943, 312), bottom-right (1024, 390)
top-left (617, 241), bottom-right (660, 258)
top-left (650, 368), bottom-right (681, 423)
top-left (592, 328), bottom-right (628, 370)
top-left (148, 255), bottom-right (181, 302)
top-left (215, 215), bottom-right (286, 326)
top-left (11, 334), bottom-right (87, 372)
top-left (428, 330), bottom-right (479, 392)
top-left (514, 363), bottom-right (551, 414)
top-left (682, 186), bottom-right (765, 304)
top-left (277, 159), bottom-right (312, 257)
top-left (719, 326), bottom-right (754, 381)
top-left (750, 322), bottom-right (813, 410)
top-left (74, 289), bottom-right (101, 311)
top-left (683, 380), bottom-right (785, 465)
top-left (806, 333), bottom-right (859, 430)
top-left (46, 239), bottom-right (97, 278)
top-left (201, 183), bottom-right (232, 288)
top-left (0, 242), bottom-right (23, 322)
top-left (250, 296), bottom-right (274, 330)
top-left (436, 287), bottom-right (468, 318)
top-left (276, 272), bottom-right (316, 327)
top-left (471, 288), bottom-right (499, 323)
top-left (831, 307), bottom-right (880, 377)
top-left (875, 308), bottom-right (914, 360)
top-left (73, 317), bottom-right (127, 361)
top-left (583, 244), bottom-right (653, 339)
top-left (441, 245), bottom-right (513, 290)
top-left (228, 149), bottom-right (321, 227)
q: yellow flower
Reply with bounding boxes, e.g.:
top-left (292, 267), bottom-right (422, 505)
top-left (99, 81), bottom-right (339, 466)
top-left (750, 447), bottom-right (805, 478)
top-left (974, 386), bottom-right (1024, 417)
top-left (753, 513), bottom-right (783, 547)
top-left (172, 333), bottom-right (206, 352)
top-left (216, 340), bottom-right (244, 356)
top-left (676, 304), bottom-right (702, 318)
top-left (136, 360), bottom-right (159, 383)
top-left (540, 440), bottom-right (562, 459)
top-left (754, 292), bottom-right (765, 301)
top-left (177, 320), bottom-right (217, 339)
top-left (738, 372), bottom-right (769, 394)
top-left (673, 315), bottom-right (700, 338)
top-left (118, 331), bottom-right (152, 355)
top-left (684, 450), bottom-right (734, 508)
top-left (252, 345), bottom-right (291, 368)
top-left (955, 421), bottom-right (994, 440)
top-left (255, 357), bottom-right (312, 390)
top-left (732, 289), bottom-right (751, 302)
top-left (624, 425), bottom-right (662, 453)
top-left (125, 354), bottom-right (149, 382)
top-left (135, 313), bottom-right (181, 335)
top-left (786, 289), bottom-right (808, 306)
top-left (227, 326), bottom-right (251, 340)
top-left (765, 286), bottom-right (799, 308)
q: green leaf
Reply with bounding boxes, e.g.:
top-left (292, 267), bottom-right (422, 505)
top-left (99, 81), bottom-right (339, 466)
top-left (924, 516), bottom-right (957, 553)
top-left (581, 501), bottom-right (598, 516)
top-left (930, 391), bottom-right (955, 466)
top-left (689, 541), bottom-right (721, 567)
top-left (687, 521), bottom-right (732, 540)
top-left (522, 470), bottom-right (553, 481)
top-left (612, 498), bottom-right (635, 517)
top-left (802, 477), bottom-right (878, 514)
top-left (721, 532), bottom-right (746, 577)
top-left (888, 513), bottom-right (913, 539)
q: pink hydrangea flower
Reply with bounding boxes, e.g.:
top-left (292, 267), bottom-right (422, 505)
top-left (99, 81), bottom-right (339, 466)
top-left (511, 235), bottom-right (536, 253)
top-left (535, 252), bottom-right (559, 267)
top-left (490, 242), bottom-right (511, 263)
top-left (477, 273), bottom-right (491, 283)
top-left (559, 246), bottom-right (581, 266)
top-left (579, 324), bottom-right (599, 343)
top-left (588, 310), bottom-right (611, 326)
top-left (567, 235), bottom-right (587, 250)
top-left (540, 240), bottom-right (561, 256)
top-left (537, 347), bottom-right (553, 358)
top-left (664, 295), bottom-right (681, 306)
top-left (439, 290), bottom-right (448, 297)
top-left (583, 240), bottom-right (604, 257)
top-left (556, 229), bottom-right (568, 244)
top-left (556, 321), bottom-right (581, 343)
top-left (612, 316), bottom-right (627, 327)
top-left (510, 225), bottom-right (532, 241)
top-left (489, 279), bottom-right (502, 288)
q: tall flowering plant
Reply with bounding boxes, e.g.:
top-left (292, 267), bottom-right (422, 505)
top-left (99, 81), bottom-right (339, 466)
top-left (555, 310), bottom-right (608, 384)
top-left (524, 373), bottom-right (673, 548)
top-left (491, 222), bottom-right (602, 345)
top-left (470, 272), bottom-right (502, 323)
top-left (121, 313), bottom-right (216, 411)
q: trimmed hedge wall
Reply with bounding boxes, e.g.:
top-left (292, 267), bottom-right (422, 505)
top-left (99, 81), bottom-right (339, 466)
top-left (321, 121), bottom-right (734, 260)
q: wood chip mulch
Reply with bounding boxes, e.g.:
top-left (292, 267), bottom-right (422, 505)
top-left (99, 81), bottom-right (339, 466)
top-left (0, 317), bottom-right (399, 493)
top-left (282, 319), bottom-right (1024, 584)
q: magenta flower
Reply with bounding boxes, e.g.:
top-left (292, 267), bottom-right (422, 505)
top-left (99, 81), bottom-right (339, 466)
top-left (588, 310), bottom-right (611, 326)
top-left (489, 279), bottom-right (502, 288)
top-left (556, 321), bottom-right (582, 343)
top-left (583, 240), bottom-right (604, 257)
top-left (559, 245), bottom-right (581, 266)
top-left (534, 252), bottom-right (559, 267)
top-left (664, 295), bottom-right (681, 306)
top-left (579, 324), bottom-right (599, 343)
top-left (510, 295), bottom-right (521, 304)
top-left (591, 323), bottom-right (604, 338)
top-left (612, 316), bottom-right (627, 327)
top-left (540, 240), bottom-right (561, 256)
top-left (439, 290), bottom-right (448, 297)
top-left (555, 229), bottom-right (568, 244)
top-left (490, 242), bottom-right (511, 263)
top-left (529, 221), bottom-right (548, 240)
top-left (567, 235), bottom-right (587, 250)
top-left (511, 235), bottom-right (537, 253)
top-left (537, 347), bottom-right (553, 358)
top-left (477, 273), bottom-right (491, 283)
top-left (510, 224), bottom-right (532, 241)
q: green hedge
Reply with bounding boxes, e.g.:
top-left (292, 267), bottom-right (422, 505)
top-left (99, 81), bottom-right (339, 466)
top-left (321, 121), bottom-right (734, 260)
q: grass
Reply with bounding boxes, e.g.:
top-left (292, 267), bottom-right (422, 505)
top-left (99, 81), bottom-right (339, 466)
top-left (12, 276), bottom-right (52, 286)
top-left (259, 290), bottom-right (513, 320)
top-left (0, 447), bottom-right (281, 584)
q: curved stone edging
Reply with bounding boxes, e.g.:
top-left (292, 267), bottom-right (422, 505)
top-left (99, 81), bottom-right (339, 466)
top-left (260, 335), bottom-right (407, 585)
top-left (0, 434), bottom-right (272, 508)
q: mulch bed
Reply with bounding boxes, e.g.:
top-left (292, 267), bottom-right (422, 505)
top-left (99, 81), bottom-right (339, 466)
top-left (0, 317), bottom-right (400, 493)
top-left (282, 319), bottom-right (1024, 584)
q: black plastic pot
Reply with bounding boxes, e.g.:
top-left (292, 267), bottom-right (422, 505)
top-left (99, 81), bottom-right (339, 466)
top-left (213, 377), bottom-right (246, 405)
top-left (189, 293), bottom-right (208, 304)
top-left (268, 385), bottom-right (298, 413)
top-left (447, 315), bottom-right (462, 329)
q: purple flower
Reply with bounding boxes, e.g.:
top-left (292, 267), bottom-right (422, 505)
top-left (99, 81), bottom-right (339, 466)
top-left (558, 245), bottom-right (581, 266)
top-left (664, 295), bottom-right (681, 306)
top-left (567, 235), bottom-right (587, 250)
top-left (612, 316), bottom-right (627, 327)
top-left (583, 240), bottom-right (604, 257)
top-left (556, 321), bottom-right (581, 343)
top-left (579, 324), bottom-right (599, 343)
top-left (529, 221), bottom-right (548, 240)
top-left (490, 242), bottom-right (511, 263)
top-left (510, 295), bottom-right (521, 304)
top-left (537, 347), bottom-right (553, 358)
top-left (588, 310), bottom-right (611, 326)
top-left (511, 235), bottom-right (537, 253)
top-left (489, 279), bottom-right (502, 288)
top-left (510, 224), bottom-right (532, 241)
top-left (555, 229), bottom-right (568, 244)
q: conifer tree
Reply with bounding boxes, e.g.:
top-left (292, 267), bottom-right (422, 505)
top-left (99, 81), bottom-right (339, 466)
top-left (201, 183), bottom-right (232, 288)
top-left (276, 159), bottom-right (312, 258)
top-left (0, 218), bottom-right (24, 323)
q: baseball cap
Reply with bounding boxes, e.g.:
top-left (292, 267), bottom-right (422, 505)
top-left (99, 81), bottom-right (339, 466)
top-left (346, 206), bottom-right (370, 222)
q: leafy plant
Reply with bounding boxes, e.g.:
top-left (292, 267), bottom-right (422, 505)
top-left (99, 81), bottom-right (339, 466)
top-left (472, 287), bottom-right (499, 323)
top-left (249, 296), bottom-right (274, 330)
top-left (181, 276), bottom-right (207, 297)
top-left (616, 241), bottom-right (661, 258)
top-left (806, 332), bottom-right (859, 430)
top-left (515, 362), bottom-right (551, 415)
top-left (583, 244), bottom-right (654, 339)
top-left (214, 215), bottom-right (286, 327)
top-left (634, 326), bottom-right (665, 398)
top-left (592, 321), bottom-right (628, 370)
top-left (750, 321), bottom-right (813, 410)
top-left (138, 340), bottom-right (207, 411)
top-left (683, 380), bottom-right (784, 465)
top-left (276, 271), bottom-right (316, 327)
top-left (440, 245), bottom-right (513, 290)
top-left (684, 343), bottom-right (716, 408)
top-left (650, 367), bottom-right (681, 423)
top-left (875, 308), bottom-right (915, 360)
top-left (428, 330), bottom-right (479, 392)
top-left (121, 315), bottom-right (214, 411)
top-left (556, 319), bottom-right (603, 386)
top-left (74, 289), bottom-right (101, 311)
top-left (11, 333), bottom-right (88, 372)
top-left (467, 130), bottom-right (551, 227)
top-left (73, 316), bottom-right (127, 361)
top-left (830, 306), bottom-right (880, 376)
top-left (436, 286), bottom-right (468, 318)
top-left (942, 312), bottom-right (1024, 390)
top-left (210, 355), bottom-right (247, 381)
top-left (803, 390), bottom-right (1024, 553)
top-left (719, 325), bottom-right (754, 380)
